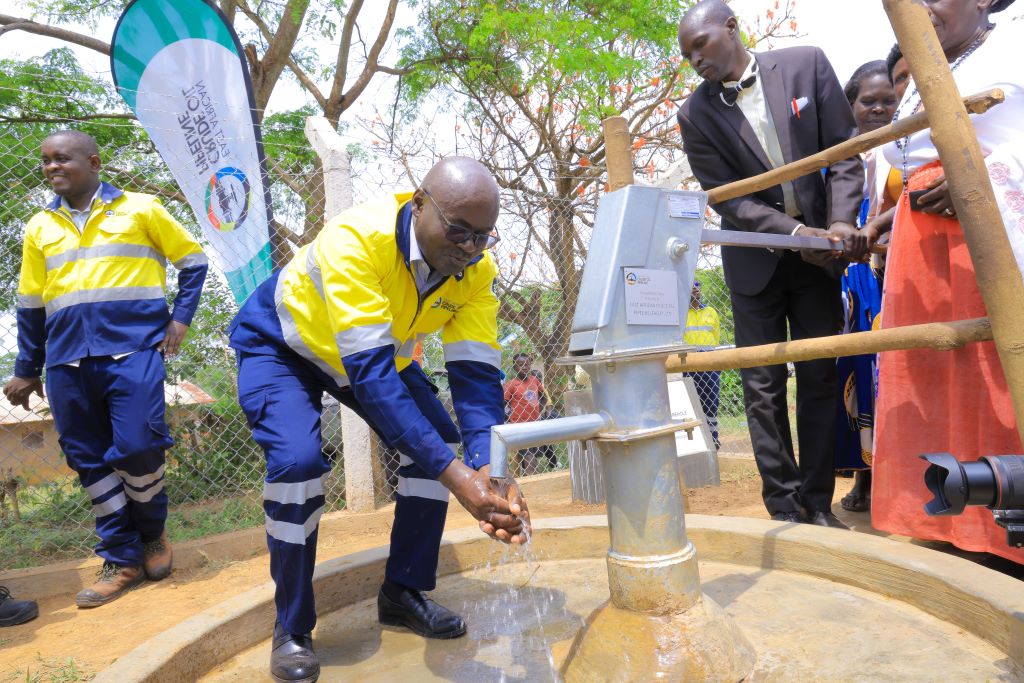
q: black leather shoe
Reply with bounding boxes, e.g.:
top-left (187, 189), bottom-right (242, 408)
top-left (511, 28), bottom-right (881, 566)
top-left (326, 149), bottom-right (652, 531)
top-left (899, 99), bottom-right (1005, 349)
top-left (770, 511), bottom-right (806, 523)
top-left (0, 586), bottom-right (38, 627)
top-left (808, 510), bottom-right (850, 529)
top-left (270, 621), bottom-right (319, 683)
top-left (378, 582), bottom-right (467, 639)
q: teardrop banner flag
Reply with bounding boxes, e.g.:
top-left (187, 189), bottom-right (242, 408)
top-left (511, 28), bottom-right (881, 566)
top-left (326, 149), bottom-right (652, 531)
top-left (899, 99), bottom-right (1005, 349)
top-left (110, 0), bottom-right (274, 303)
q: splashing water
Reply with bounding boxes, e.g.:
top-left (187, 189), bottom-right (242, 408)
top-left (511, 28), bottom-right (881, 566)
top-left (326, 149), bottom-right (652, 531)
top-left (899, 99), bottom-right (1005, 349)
top-left (466, 480), bottom-right (580, 681)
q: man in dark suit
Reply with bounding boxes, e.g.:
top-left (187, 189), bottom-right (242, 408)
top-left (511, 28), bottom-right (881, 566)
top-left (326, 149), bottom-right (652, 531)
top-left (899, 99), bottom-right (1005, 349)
top-left (676, 0), bottom-right (865, 528)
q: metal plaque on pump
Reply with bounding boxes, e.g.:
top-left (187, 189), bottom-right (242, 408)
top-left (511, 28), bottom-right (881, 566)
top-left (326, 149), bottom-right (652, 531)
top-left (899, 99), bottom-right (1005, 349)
top-left (568, 185), bottom-right (707, 359)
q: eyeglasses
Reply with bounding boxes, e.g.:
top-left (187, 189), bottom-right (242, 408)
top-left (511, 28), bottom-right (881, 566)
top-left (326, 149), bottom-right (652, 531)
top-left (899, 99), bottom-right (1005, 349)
top-left (422, 188), bottom-right (500, 250)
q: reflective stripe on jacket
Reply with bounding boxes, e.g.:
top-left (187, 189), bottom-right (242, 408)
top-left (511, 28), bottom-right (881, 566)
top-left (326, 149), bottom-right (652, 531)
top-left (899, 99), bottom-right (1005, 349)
top-left (684, 306), bottom-right (721, 350)
top-left (229, 193), bottom-right (505, 477)
top-left (15, 182), bottom-right (208, 377)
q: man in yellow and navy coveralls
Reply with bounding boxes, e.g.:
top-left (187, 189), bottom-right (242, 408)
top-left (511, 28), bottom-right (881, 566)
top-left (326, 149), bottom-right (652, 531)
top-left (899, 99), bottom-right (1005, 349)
top-left (4, 130), bottom-right (207, 607)
top-left (684, 280), bottom-right (722, 448)
top-left (229, 157), bottom-right (529, 683)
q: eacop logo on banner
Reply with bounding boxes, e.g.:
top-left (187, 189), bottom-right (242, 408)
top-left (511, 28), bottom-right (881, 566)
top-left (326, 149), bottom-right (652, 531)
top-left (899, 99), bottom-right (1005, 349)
top-left (111, 0), bottom-right (274, 303)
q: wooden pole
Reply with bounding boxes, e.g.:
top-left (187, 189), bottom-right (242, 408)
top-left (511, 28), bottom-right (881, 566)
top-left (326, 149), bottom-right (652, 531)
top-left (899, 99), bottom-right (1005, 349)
top-left (602, 116), bottom-right (635, 192)
top-left (707, 89), bottom-right (1003, 204)
top-left (666, 318), bottom-right (992, 373)
top-left (883, 0), bottom-right (1024, 443)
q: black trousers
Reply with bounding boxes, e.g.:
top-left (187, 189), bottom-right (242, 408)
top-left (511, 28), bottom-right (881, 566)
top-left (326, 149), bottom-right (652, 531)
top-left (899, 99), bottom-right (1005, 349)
top-left (730, 251), bottom-right (842, 515)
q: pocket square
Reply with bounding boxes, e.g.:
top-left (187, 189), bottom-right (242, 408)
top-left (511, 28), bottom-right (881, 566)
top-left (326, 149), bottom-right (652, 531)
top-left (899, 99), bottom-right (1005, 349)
top-left (790, 96), bottom-right (809, 118)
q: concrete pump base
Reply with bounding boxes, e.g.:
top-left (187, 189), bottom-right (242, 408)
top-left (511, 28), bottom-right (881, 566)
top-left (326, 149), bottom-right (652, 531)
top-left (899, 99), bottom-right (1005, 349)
top-left (95, 515), bottom-right (1024, 682)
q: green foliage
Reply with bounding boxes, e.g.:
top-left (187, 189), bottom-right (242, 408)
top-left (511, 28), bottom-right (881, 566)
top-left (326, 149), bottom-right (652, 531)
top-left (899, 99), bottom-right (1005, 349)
top-left (0, 480), bottom-right (91, 570)
top-left (0, 48), bottom-right (142, 310)
top-left (8, 653), bottom-right (95, 682)
top-left (263, 106), bottom-right (320, 172)
top-left (718, 369), bottom-right (746, 418)
top-left (399, 0), bottom-right (691, 131)
top-left (694, 265), bottom-right (734, 345)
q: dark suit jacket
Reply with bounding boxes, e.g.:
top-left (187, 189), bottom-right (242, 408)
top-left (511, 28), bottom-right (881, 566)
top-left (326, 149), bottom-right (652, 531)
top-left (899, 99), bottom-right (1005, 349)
top-left (677, 46), bottom-right (863, 296)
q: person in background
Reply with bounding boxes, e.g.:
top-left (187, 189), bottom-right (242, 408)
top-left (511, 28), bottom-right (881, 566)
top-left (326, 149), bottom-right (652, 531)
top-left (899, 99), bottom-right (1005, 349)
top-left (676, 0), bottom-right (865, 528)
top-left (867, 0), bottom-right (1024, 563)
top-left (504, 351), bottom-right (550, 474)
top-left (863, 45), bottom-right (912, 244)
top-left (834, 61), bottom-right (896, 513)
top-left (683, 280), bottom-right (722, 449)
top-left (3, 130), bottom-right (207, 607)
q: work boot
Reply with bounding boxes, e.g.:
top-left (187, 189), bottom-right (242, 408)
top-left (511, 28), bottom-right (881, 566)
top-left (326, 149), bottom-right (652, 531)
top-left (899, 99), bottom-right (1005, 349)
top-left (75, 562), bottom-right (145, 608)
top-left (270, 621), bottom-right (319, 683)
top-left (143, 533), bottom-right (173, 581)
top-left (0, 586), bottom-right (38, 627)
top-left (378, 580), bottom-right (467, 639)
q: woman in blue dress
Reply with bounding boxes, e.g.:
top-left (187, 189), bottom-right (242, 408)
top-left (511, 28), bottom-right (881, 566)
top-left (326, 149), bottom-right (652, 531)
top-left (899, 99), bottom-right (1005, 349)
top-left (835, 61), bottom-right (896, 512)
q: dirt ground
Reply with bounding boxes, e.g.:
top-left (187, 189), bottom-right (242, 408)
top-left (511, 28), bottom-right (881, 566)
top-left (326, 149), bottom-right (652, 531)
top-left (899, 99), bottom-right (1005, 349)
top-left (10, 451), bottom-right (1007, 681)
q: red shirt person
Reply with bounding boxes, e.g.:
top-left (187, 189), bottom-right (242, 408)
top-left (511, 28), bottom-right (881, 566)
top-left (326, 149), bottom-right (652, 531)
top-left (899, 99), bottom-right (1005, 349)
top-left (503, 353), bottom-right (546, 423)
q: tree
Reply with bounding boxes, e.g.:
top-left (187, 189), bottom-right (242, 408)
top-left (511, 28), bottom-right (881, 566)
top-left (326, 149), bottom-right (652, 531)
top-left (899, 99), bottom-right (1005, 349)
top-left (0, 0), bottom-right (413, 255)
top-left (379, 0), bottom-right (797, 401)
top-left (386, 0), bottom-right (700, 398)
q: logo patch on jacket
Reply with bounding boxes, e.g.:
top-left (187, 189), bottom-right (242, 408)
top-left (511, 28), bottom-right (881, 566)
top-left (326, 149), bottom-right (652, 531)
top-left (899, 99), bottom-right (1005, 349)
top-left (431, 298), bottom-right (460, 313)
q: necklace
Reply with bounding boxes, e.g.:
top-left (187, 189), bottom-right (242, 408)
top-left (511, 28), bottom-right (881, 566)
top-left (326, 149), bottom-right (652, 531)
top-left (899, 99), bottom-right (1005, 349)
top-left (892, 24), bottom-right (994, 186)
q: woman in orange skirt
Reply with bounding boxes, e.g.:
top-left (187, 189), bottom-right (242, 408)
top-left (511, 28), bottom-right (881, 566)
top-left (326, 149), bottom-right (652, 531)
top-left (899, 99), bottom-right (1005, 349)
top-left (868, 0), bottom-right (1024, 562)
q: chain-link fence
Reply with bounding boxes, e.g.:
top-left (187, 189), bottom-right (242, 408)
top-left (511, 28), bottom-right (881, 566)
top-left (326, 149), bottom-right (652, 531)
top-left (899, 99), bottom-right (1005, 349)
top-left (0, 53), bottom-right (747, 572)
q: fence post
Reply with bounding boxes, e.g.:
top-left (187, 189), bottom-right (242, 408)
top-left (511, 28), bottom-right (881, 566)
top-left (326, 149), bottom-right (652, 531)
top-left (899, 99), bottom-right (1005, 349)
top-left (883, 1), bottom-right (1024, 445)
top-left (601, 115), bottom-right (635, 192)
top-left (304, 116), bottom-right (383, 512)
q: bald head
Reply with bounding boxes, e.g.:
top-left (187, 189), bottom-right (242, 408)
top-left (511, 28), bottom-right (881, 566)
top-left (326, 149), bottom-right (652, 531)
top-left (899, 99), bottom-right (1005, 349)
top-left (678, 0), bottom-right (748, 83)
top-left (680, 0), bottom-right (736, 33)
top-left (45, 130), bottom-right (100, 159)
top-left (413, 157), bottom-right (501, 276)
top-left (420, 156), bottom-right (500, 218)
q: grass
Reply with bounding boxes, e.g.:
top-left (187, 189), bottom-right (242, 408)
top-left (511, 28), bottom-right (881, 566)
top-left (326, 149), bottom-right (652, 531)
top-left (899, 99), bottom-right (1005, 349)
top-left (166, 496), bottom-right (264, 543)
top-left (0, 494), bottom-right (269, 571)
top-left (3, 655), bottom-right (94, 682)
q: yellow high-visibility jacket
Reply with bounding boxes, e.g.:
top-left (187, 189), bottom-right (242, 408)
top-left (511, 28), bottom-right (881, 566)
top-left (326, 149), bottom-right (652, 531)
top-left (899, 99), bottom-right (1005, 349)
top-left (229, 193), bottom-right (504, 476)
top-left (15, 183), bottom-right (208, 377)
top-left (684, 305), bottom-right (721, 351)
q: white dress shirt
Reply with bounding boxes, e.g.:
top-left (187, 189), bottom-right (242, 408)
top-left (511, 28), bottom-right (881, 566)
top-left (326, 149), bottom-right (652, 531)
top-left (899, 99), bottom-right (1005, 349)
top-left (59, 185), bottom-right (104, 234)
top-left (408, 222), bottom-right (445, 294)
top-left (724, 54), bottom-right (800, 221)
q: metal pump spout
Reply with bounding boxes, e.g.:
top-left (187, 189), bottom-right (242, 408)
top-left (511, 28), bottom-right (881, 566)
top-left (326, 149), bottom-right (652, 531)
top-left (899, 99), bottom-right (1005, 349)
top-left (488, 412), bottom-right (613, 479)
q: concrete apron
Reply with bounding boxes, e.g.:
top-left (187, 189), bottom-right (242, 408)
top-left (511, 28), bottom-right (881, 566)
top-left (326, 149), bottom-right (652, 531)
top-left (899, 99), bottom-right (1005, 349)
top-left (94, 515), bottom-right (1024, 683)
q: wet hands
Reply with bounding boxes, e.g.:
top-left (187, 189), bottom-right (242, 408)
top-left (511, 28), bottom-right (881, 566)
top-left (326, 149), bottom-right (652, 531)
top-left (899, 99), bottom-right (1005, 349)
top-left (439, 460), bottom-right (531, 545)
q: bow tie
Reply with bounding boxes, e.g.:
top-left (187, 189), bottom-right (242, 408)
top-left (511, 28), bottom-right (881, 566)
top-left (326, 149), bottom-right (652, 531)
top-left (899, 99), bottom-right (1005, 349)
top-left (720, 72), bottom-right (757, 107)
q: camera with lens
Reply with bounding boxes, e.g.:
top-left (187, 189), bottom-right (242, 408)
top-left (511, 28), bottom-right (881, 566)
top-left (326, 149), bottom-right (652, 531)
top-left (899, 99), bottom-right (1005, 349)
top-left (920, 453), bottom-right (1024, 548)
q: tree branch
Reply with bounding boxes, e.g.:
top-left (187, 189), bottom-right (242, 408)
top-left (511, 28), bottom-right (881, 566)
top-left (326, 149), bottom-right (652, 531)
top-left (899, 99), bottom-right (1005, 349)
top-left (235, 0), bottom-right (326, 110)
top-left (249, 0), bottom-right (311, 112)
top-left (377, 64), bottom-right (412, 76)
top-left (329, 0), bottom-right (364, 107)
top-left (0, 112), bottom-right (135, 124)
top-left (0, 14), bottom-right (111, 55)
top-left (326, 0), bottom-right (399, 123)
top-left (105, 166), bottom-right (185, 203)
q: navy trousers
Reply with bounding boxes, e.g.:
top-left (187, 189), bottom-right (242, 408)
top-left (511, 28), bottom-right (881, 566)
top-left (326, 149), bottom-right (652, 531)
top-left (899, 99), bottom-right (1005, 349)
top-left (45, 349), bottom-right (172, 566)
top-left (237, 352), bottom-right (459, 635)
top-left (685, 370), bottom-right (721, 448)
